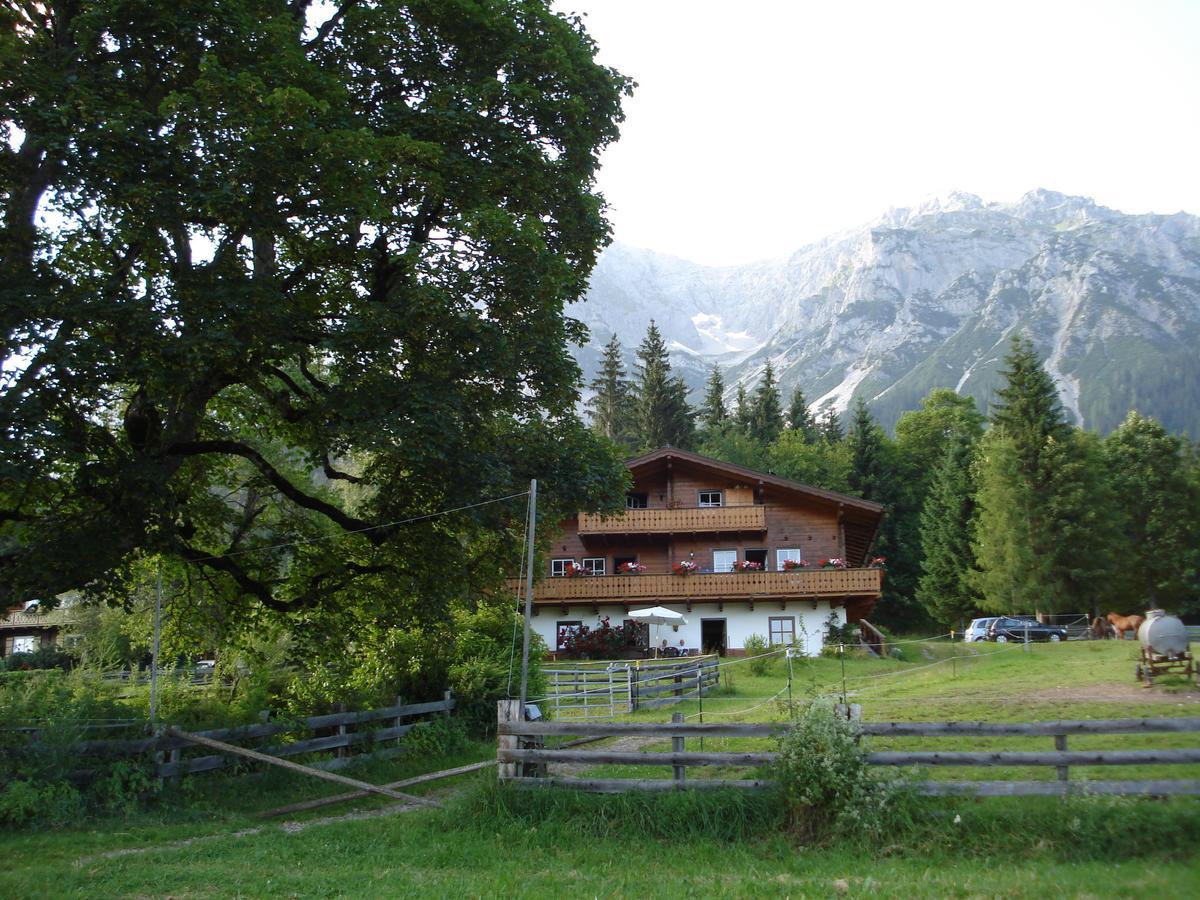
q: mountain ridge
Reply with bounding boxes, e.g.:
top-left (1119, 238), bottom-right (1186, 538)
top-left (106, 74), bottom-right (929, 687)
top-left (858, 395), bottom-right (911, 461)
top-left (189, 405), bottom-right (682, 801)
top-left (570, 190), bottom-right (1200, 437)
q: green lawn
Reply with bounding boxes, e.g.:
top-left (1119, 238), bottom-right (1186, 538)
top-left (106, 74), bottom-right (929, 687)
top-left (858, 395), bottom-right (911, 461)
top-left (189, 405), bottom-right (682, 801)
top-left (3, 639), bottom-right (1199, 898)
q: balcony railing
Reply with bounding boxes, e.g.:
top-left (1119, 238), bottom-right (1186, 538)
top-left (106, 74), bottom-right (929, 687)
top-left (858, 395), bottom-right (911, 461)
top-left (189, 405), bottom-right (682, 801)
top-left (0, 609), bottom-right (72, 629)
top-left (510, 568), bottom-right (883, 604)
top-left (578, 505), bottom-right (767, 536)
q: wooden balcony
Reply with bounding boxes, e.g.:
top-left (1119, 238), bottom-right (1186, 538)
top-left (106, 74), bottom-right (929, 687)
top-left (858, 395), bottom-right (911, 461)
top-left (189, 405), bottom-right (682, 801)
top-left (510, 568), bottom-right (883, 606)
top-left (0, 609), bottom-right (72, 630)
top-left (578, 505), bottom-right (767, 537)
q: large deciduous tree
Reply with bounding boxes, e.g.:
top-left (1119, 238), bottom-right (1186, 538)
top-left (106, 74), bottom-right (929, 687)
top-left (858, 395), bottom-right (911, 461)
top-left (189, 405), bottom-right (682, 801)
top-left (0, 2), bottom-right (632, 618)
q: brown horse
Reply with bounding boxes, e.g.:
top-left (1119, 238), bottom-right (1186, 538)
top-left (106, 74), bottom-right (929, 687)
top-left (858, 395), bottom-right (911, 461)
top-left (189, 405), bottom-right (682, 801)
top-left (1091, 617), bottom-right (1115, 640)
top-left (1106, 612), bottom-right (1145, 640)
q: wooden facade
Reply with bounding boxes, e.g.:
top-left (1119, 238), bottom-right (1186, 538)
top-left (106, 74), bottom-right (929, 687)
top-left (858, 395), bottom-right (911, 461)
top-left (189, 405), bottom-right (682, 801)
top-left (0, 604), bottom-right (69, 656)
top-left (521, 449), bottom-right (885, 652)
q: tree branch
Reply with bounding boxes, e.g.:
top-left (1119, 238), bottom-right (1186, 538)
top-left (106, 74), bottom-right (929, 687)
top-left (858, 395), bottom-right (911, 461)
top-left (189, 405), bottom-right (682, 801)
top-left (323, 455), bottom-right (362, 484)
top-left (175, 538), bottom-right (291, 612)
top-left (166, 439), bottom-right (385, 540)
top-left (305, 0), bottom-right (361, 47)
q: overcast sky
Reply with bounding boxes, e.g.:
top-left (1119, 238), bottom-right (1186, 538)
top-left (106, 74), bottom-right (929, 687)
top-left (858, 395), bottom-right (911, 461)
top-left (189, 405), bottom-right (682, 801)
top-left (555, 0), bottom-right (1200, 266)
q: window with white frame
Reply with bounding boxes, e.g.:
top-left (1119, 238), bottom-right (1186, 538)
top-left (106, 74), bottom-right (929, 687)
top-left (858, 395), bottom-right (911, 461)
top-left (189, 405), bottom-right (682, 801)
top-left (712, 549), bottom-right (737, 573)
top-left (769, 616), bottom-right (796, 646)
top-left (625, 492), bottom-right (648, 509)
top-left (550, 558), bottom-right (575, 577)
top-left (777, 548), bottom-right (802, 570)
top-left (556, 621), bottom-right (582, 650)
top-left (698, 490), bottom-right (723, 508)
top-left (12, 635), bottom-right (37, 654)
top-left (581, 557), bottom-right (606, 575)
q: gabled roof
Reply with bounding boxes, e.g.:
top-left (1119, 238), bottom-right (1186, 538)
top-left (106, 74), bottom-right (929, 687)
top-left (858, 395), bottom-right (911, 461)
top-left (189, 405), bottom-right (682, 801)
top-left (624, 447), bottom-right (884, 565)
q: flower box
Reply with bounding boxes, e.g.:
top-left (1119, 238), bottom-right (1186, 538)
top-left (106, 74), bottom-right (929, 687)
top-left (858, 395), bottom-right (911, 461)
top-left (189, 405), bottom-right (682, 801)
top-left (672, 560), bottom-right (699, 576)
top-left (732, 561), bottom-right (763, 572)
top-left (618, 562), bottom-right (647, 575)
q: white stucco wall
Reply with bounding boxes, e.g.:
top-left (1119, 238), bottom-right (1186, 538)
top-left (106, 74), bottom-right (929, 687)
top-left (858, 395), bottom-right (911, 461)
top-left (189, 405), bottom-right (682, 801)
top-left (533, 601), bottom-right (843, 658)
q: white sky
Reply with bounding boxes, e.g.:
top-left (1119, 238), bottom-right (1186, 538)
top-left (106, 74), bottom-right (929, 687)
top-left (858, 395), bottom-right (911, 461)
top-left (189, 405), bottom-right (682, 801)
top-left (556, 0), bottom-right (1200, 265)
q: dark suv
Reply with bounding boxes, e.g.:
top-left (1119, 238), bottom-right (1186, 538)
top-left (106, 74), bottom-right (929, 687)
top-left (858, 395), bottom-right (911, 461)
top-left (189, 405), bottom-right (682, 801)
top-left (987, 617), bottom-right (1067, 643)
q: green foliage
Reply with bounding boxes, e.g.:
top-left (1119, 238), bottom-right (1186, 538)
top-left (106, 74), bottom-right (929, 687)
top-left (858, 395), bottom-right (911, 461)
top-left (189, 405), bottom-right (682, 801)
top-left (916, 429), bottom-right (980, 624)
top-left (0, 0), bottom-right (632, 646)
top-left (786, 386), bottom-right (819, 441)
top-left (696, 423), bottom-right (771, 472)
top-left (742, 633), bottom-right (771, 676)
top-left (749, 361), bottom-right (784, 444)
top-left (773, 702), bottom-right (915, 844)
top-left (766, 431), bottom-right (852, 492)
top-left (1100, 412), bottom-right (1200, 613)
top-left (631, 321), bottom-right (694, 450)
top-left (699, 365), bottom-right (728, 435)
top-left (0, 645), bottom-right (73, 672)
top-left (587, 335), bottom-right (636, 451)
top-left (399, 716), bottom-right (469, 759)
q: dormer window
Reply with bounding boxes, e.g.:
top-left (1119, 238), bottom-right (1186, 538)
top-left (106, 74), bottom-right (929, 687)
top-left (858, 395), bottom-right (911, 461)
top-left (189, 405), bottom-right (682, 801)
top-left (698, 490), bottom-right (723, 508)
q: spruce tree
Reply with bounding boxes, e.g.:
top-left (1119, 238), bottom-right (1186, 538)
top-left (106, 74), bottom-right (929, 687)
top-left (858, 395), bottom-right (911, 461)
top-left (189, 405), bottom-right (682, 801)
top-left (632, 321), bottom-right (695, 450)
top-left (734, 385), bottom-right (752, 435)
top-left (973, 335), bottom-right (1080, 614)
top-left (820, 407), bottom-right (843, 443)
top-left (749, 362), bottom-right (785, 444)
top-left (1100, 412), bottom-right (1200, 611)
top-left (587, 335), bottom-right (634, 450)
top-left (916, 429), bottom-right (979, 626)
top-left (700, 366), bottom-right (729, 435)
top-left (847, 399), bottom-right (887, 501)
top-left (787, 386), bottom-right (819, 442)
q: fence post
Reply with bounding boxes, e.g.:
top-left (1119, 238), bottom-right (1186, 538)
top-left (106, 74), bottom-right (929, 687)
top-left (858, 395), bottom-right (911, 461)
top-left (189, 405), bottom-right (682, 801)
top-left (1055, 734), bottom-right (1069, 786)
top-left (333, 702), bottom-right (348, 759)
top-left (443, 690), bottom-right (453, 718)
top-left (497, 700), bottom-right (521, 782)
top-left (671, 712), bottom-right (685, 788)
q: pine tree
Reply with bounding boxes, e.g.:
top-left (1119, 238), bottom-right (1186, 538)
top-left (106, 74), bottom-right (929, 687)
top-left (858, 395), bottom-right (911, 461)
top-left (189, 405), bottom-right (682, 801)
top-left (819, 407), bottom-right (843, 443)
top-left (973, 336), bottom-right (1080, 614)
top-left (916, 429), bottom-right (979, 626)
top-left (787, 386), bottom-right (819, 442)
top-left (699, 366), bottom-right (728, 435)
top-left (847, 399), bottom-right (887, 501)
top-left (734, 385), bottom-right (751, 434)
top-left (990, 335), bottom-right (1070, 480)
top-left (1100, 412), bottom-right (1200, 611)
top-left (749, 361), bottom-right (785, 444)
top-left (632, 321), bottom-right (695, 450)
top-left (587, 335), bottom-right (634, 450)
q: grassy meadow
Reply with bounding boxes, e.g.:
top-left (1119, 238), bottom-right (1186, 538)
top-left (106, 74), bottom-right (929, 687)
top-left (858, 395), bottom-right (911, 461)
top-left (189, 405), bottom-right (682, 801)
top-left (2, 638), bottom-right (1198, 898)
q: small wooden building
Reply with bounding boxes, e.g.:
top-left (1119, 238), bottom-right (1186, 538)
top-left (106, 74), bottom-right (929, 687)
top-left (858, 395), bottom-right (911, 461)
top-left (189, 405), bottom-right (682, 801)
top-left (521, 448), bottom-right (885, 657)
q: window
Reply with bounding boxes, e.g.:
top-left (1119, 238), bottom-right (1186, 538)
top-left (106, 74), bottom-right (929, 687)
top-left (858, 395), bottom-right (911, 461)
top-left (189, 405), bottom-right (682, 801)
top-left (744, 548), bottom-right (767, 569)
top-left (550, 558), bottom-right (575, 577)
top-left (777, 548), bottom-right (802, 570)
top-left (625, 493), bottom-right (648, 509)
top-left (769, 616), bottom-right (796, 646)
top-left (698, 490), bottom-right (723, 508)
top-left (11, 635), bottom-right (37, 654)
top-left (613, 555), bottom-right (638, 572)
top-left (712, 549), bottom-right (737, 573)
top-left (556, 621), bottom-right (582, 651)
top-left (581, 557), bottom-right (606, 575)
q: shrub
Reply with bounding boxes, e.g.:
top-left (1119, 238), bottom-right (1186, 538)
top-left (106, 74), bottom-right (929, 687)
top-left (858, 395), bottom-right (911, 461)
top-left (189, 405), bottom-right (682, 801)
top-left (773, 701), bottom-right (915, 845)
top-left (400, 716), bottom-right (469, 758)
top-left (743, 633), bottom-right (771, 676)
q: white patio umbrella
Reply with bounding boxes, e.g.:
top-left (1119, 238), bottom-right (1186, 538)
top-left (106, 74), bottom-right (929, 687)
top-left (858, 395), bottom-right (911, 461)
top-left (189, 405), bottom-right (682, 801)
top-left (628, 606), bottom-right (688, 657)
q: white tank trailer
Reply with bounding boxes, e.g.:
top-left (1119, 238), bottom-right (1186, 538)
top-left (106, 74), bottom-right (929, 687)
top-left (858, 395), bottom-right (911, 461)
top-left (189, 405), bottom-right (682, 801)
top-left (1135, 610), bottom-right (1197, 687)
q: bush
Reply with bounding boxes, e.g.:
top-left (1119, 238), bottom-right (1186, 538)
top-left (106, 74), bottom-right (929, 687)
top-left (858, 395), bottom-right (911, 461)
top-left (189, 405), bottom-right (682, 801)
top-left (773, 701), bottom-right (915, 845)
top-left (0, 646), bottom-right (74, 672)
top-left (400, 716), bottom-right (469, 758)
top-left (743, 633), bottom-right (771, 676)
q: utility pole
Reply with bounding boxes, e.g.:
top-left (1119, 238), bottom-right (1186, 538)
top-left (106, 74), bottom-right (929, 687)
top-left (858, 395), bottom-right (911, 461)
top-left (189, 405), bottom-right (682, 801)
top-left (518, 479), bottom-right (538, 708)
top-left (150, 563), bottom-right (163, 727)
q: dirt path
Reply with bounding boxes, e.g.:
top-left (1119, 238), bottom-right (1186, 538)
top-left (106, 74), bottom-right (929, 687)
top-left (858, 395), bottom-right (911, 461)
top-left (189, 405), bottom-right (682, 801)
top-left (547, 733), bottom-right (663, 777)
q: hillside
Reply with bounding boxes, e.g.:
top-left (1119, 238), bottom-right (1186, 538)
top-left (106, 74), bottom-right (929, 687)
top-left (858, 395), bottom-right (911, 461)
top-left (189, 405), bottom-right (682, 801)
top-left (571, 190), bottom-right (1200, 436)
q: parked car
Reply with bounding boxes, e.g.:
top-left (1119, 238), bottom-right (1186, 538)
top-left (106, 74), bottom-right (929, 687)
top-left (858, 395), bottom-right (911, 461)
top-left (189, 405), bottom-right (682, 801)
top-left (987, 617), bottom-right (1067, 643)
top-left (964, 618), bottom-right (1000, 642)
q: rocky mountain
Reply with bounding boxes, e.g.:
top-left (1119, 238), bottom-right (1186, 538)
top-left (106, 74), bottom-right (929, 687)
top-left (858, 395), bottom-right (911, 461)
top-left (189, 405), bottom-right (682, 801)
top-left (569, 190), bottom-right (1200, 437)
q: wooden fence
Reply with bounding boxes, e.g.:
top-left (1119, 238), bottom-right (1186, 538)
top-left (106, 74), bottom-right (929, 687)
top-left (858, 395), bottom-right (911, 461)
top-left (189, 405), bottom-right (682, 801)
top-left (496, 711), bottom-right (1200, 797)
top-left (13, 693), bottom-right (455, 782)
top-left (540, 657), bottom-right (719, 719)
